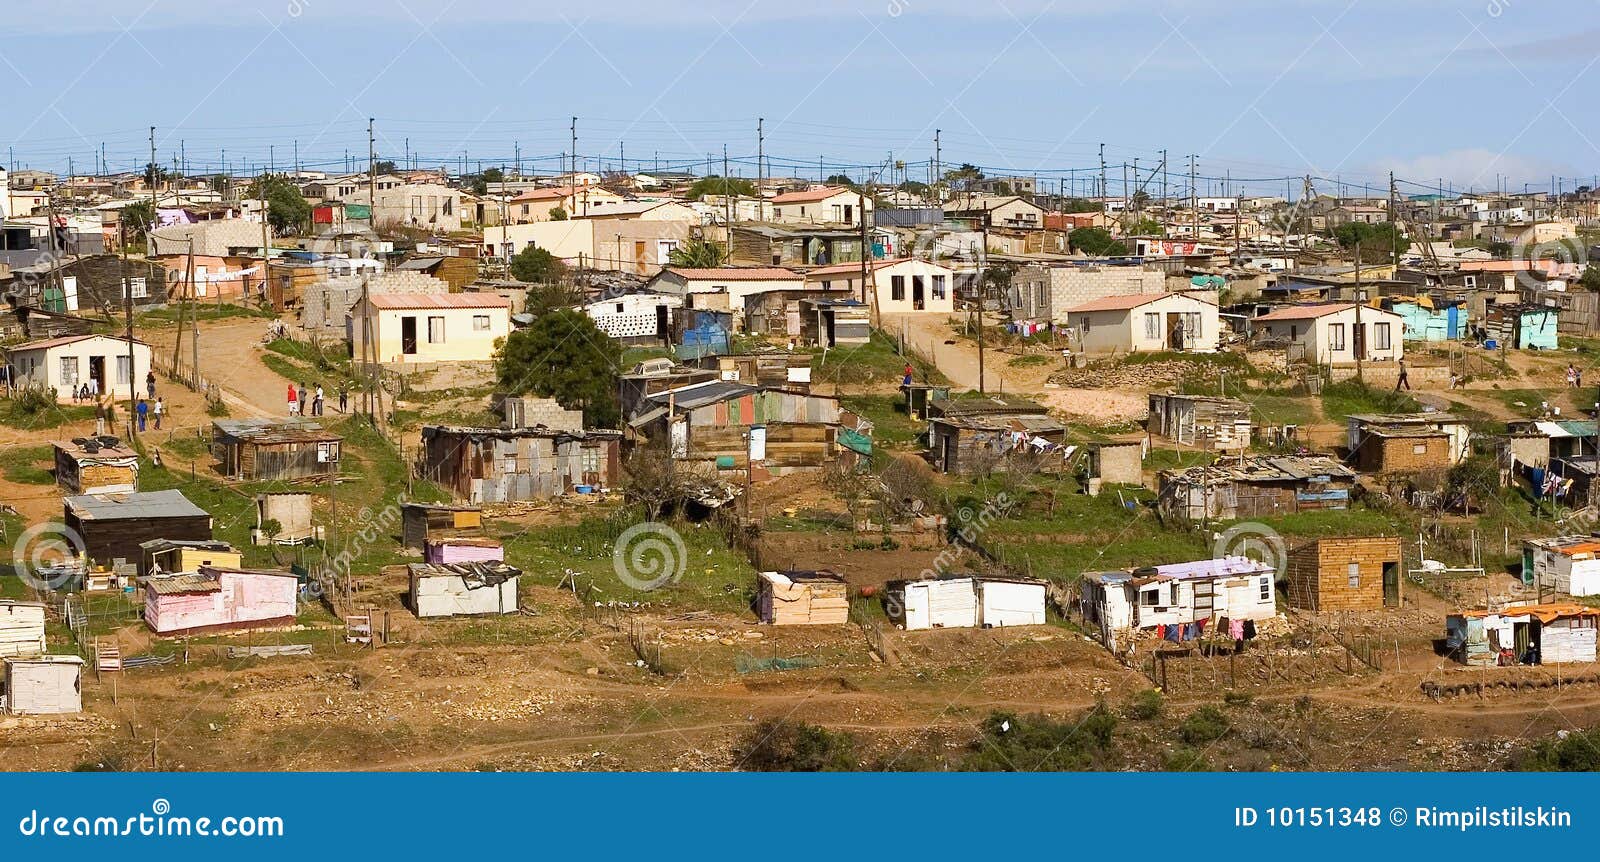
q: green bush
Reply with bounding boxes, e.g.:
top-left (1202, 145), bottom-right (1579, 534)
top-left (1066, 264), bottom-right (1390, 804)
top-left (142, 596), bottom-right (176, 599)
top-left (1127, 688), bottom-right (1164, 720)
top-left (1165, 746), bottom-right (1212, 771)
top-left (1520, 728), bottom-right (1600, 771)
top-left (738, 719), bottom-right (859, 772)
top-left (1179, 705), bottom-right (1231, 744)
top-left (964, 708), bottom-right (1118, 771)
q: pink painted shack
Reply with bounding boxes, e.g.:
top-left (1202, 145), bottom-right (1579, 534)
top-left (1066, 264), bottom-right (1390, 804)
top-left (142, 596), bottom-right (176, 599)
top-left (143, 565), bottom-right (299, 636)
top-left (424, 537), bottom-right (505, 565)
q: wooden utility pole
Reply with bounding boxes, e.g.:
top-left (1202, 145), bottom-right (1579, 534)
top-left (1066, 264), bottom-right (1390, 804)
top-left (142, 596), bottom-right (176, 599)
top-left (756, 117), bottom-right (765, 223)
top-left (365, 118), bottom-right (384, 427)
top-left (978, 205), bottom-right (989, 393)
top-left (1353, 239), bottom-right (1365, 384)
top-left (148, 127), bottom-right (159, 257)
top-left (1188, 154), bottom-right (1198, 242)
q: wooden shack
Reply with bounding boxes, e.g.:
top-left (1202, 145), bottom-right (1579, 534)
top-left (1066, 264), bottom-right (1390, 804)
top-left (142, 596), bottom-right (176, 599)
top-left (756, 570), bottom-right (849, 625)
top-left (0, 601), bottom-right (47, 658)
top-left (64, 490), bottom-right (214, 571)
top-left (1156, 455), bottom-right (1357, 522)
top-left (211, 418), bottom-right (343, 481)
top-left (1089, 440), bottom-right (1144, 485)
top-left (142, 566), bottom-right (298, 636)
top-left (1147, 393), bottom-right (1252, 451)
top-left (408, 562), bottom-right (520, 619)
top-left (3, 655), bottom-right (83, 715)
top-left (255, 492), bottom-right (316, 544)
top-left (1285, 537), bottom-right (1403, 611)
top-left (419, 425), bottom-right (621, 504)
top-left (926, 395), bottom-right (1070, 475)
top-left (140, 539), bottom-right (242, 576)
top-left (401, 503), bottom-right (484, 552)
top-left (53, 438), bottom-right (139, 494)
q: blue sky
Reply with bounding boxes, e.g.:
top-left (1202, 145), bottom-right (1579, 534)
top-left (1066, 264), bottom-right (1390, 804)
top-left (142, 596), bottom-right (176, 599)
top-left (3, 0), bottom-right (1598, 197)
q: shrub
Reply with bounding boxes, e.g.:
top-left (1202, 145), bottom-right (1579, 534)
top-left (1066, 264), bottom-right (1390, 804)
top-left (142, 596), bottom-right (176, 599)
top-left (1127, 688), bottom-right (1164, 720)
top-left (1223, 690), bottom-right (1254, 707)
top-left (1179, 705), bottom-right (1231, 744)
top-left (737, 719), bottom-right (859, 772)
top-left (1520, 728), bottom-right (1600, 771)
top-left (963, 708), bottom-right (1118, 771)
top-left (1165, 746), bottom-right (1211, 771)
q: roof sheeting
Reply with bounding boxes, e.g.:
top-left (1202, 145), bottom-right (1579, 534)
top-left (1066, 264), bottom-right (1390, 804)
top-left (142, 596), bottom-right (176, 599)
top-left (664, 267), bottom-right (802, 281)
top-left (64, 489), bottom-right (209, 521)
top-left (363, 293), bottom-right (511, 310)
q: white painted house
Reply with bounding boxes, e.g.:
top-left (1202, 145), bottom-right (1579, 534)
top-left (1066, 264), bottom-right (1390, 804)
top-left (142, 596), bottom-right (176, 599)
top-left (1063, 291), bottom-right (1219, 353)
top-left (1081, 557), bottom-right (1277, 651)
top-left (350, 293), bottom-right (512, 364)
top-left (1525, 537), bottom-right (1600, 597)
top-left (3, 655), bottom-right (83, 715)
top-left (887, 576), bottom-right (1047, 631)
top-left (583, 292), bottom-right (684, 343)
top-left (646, 266), bottom-right (805, 312)
top-left (4, 334), bottom-right (152, 401)
top-left (768, 186), bottom-right (871, 226)
top-left (803, 258), bottom-right (957, 314)
top-left (1254, 303), bottom-right (1404, 365)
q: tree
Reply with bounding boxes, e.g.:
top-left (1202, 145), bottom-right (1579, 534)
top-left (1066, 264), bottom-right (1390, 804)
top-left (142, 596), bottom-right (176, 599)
top-left (524, 281), bottom-right (584, 318)
top-left (897, 180), bottom-right (929, 196)
top-left (1060, 197), bottom-right (1102, 213)
top-left (825, 174), bottom-right (858, 188)
top-left (1130, 190), bottom-right (1151, 208)
top-left (373, 160), bottom-right (398, 174)
top-left (1069, 226), bottom-right (1127, 256)
top-left (667, 237), bottom-right (728, 268)
top-left (495, 309), bottom-right (622, 427)
top-left (119, 200), bottom-right (156, 247)
top-left (737, 719), bottom-right (859, 772)
top-left (246, 174), bottom-right (311, 235)
top-left (943, 163), bottom-right (984, 190)
top-left (1332, 221), bottom-right (1407, 258)
top-left (142, 162), bottom-right (170, 187)
top-left (548, 207), bottom-right (568, 221)
top-left (1581, 264), bottom-right (1600, 292)
top-left (1128, 217), bottom-right (1161, 236)
top-left (683, 175), bottom-right (757, 200)
top-left (509, 245), bottom-right (566, 283)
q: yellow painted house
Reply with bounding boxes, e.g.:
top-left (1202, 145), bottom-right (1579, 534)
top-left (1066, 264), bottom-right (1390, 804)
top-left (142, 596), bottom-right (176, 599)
top-left (351, 293), bottom-right (512, 364)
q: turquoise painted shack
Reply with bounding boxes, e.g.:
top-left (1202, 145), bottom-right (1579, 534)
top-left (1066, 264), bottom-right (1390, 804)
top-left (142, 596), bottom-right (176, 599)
top-left (1487, 305), bottom-right (1560, 350)
top-left (1389, 299), bottom-right (1467, 342)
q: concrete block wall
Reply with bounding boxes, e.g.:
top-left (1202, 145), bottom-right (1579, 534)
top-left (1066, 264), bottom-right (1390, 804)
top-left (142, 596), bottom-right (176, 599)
top-left (300, 271), bottom-right (450, 333)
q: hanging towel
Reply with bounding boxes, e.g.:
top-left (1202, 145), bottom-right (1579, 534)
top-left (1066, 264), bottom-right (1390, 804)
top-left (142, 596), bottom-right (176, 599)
top-left (1229, 618), bottom-right (1245, 641)
top-left (1243, 619), bottom-right (1257, 640)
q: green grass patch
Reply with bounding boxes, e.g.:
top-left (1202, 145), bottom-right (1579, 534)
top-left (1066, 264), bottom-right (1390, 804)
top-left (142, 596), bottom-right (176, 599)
top-left (1007, 353), bottom-right (1054, 368)
top-left (0, 444), bottom-right (55, 485)
top-left (841, 394), bottom-right (923, 448)
top-left (814, 330), bottom-right (946, 388)
top-left (1318, 379), bottom-right (1421, 422)
top-left (0, 398), bottom-right (94, 430)
top-left (138, 304), bottom-right (273, 325)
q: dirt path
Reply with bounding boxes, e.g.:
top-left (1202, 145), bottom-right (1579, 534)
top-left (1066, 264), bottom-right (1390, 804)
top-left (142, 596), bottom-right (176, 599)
top-left (882, 312), bottom-right (1023, 393)
top-left (141, 317), bottom-right (294, 418)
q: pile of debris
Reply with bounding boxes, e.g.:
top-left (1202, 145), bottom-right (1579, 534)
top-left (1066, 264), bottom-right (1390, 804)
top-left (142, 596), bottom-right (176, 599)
top-left (1050, 359), bottom-right (1215, 390)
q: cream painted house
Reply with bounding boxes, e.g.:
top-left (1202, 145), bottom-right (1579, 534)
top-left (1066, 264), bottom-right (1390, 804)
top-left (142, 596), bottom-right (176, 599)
top-left (5, 334), bottom-right (152, 401)
top-left (503, 185), bottom-right (628, 224)
top-left (1255, 302), bottom-right (1404, 364)
top-left (804, 258), bottom-right (956, 314)
top-left (646, 266), bottom-right (805, 312)
top-left (768, 186), bottom-right (872, 226)
top-left (484, 202), bottom-right (698, 274)
top-left (1063, 291), bottom-right (1219, 353)
top-left (347, 182), bottom-right (465, 232)
top-left (350, 293), bottom-right (511, 364)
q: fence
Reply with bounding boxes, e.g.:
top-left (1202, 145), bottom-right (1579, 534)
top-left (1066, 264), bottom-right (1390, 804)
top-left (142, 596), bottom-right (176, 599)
top-left (849, 599), bottom-right (889, 664)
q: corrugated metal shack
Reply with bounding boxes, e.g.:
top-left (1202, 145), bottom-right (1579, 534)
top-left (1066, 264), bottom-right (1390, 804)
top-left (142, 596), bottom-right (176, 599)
top-left (1157, 455), bottom-right (1357, 521)
top-left (629, 382), bottom-right (843, 477)
top-left (53, 437), bottom-right (139, 494)
top-left (211, 418), bottom-right (343, 481)
top-left (64, 490), bottom-right (214, 571)
top-left (409, 562), bottom-right (520, 619)
top-left (0, 601), bottom-right (47, 658)
top-left (255, 492), bottom-right (316, 544)
top-left (401, 503), bottom-right (484, 551)
top-left (1146, 393), bottom-right (1252, 451)
top-left (419, 425), bottom-right (621, 504)
top-left (926, 394), bottom-right (1068, 475)
top-left (3, 655), bottom-right (83, 715)
top-left (1446, 603), bottom-right (1600, 666)
top-left (1484, 304), bottom-right (1559, 350)
top-left (799, 298), bottom-right (871, 347)
top-left (686, 351), bottom-right (814, 393)
top-left (142, 565), bottom-right (299, 636)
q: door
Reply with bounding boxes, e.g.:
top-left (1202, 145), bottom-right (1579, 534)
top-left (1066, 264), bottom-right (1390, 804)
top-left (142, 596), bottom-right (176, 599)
top-left (905, 584), bottom-right (929, 630)
top-left (401, 316), bottom-right (418, 355)
top-left (88, 355), bottom-right (105, 394)
top-left (654, 304), bottom-right (669, 342)
top-left (633, 241), bottom-right (647, 273)
top-left (1352, 322), bottom-right (1366, 361)
top-left (1166, 313), bottom-right (1184, 349)
top-left (1382, 562), bottom-right (1400, 608)
top-left (912, 276), bottom-right (925, 311)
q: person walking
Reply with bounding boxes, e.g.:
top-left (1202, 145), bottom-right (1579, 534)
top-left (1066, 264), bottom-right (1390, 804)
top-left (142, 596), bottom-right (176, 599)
top-left (313, 385), bottom-right (324, 416)
top-left (1395, 359), bottom-right (1411, 391)
top-left (338, 385), bottom-right (348, 414)
top-left (287, 383), bottom-right (299, 416)
top-left (93, 397), bottom-right (106, 436)
top-left (135, 397), bottom-right (148, 433)
top-left (145, 370), bottom-right (157, 400)
top-left (153, 396), bottom-right (164, 430)
top-left (297, 383), bottom-right (308, 416)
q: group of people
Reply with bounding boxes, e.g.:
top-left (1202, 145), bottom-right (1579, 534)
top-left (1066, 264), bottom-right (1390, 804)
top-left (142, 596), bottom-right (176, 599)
top-left (287, 381), bottom-right (347, 417)
top-left (1567, 364), bottom-right (1586, 388)
top-left (84, 371), bottom-right (165, 434)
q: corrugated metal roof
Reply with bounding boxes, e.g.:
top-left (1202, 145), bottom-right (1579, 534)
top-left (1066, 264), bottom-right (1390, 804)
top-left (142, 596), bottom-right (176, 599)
top-left (64, 489), bottom-right (209, 521)
top-left (145, 573), bottom-right (222, 595)
top-left (664, 267), bottom-right (802, 281)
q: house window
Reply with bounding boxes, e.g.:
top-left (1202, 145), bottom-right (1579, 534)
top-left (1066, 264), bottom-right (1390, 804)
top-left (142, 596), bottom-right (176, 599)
top-left (1259, 576), bottom-right (1271, 601)
top-left (773, 208), bottom-right (782, 219)
top-left (821, 280), bottom-right (832, 292)
top-left (59, 356), bottom-right (78, 386)
top-left (891, 275), bottom-right (906, 301)
top-left (1141, 588), bottom-right (1160, 607)
top-left (1412, 443), bottom-right (1428, 454)
top-left (116, 355), bottom-right (131, 383)
top-left (1184, 311), bottom-right (1201, 339)
top-left (442, 197), bottom-right (453, 216)
top-left (317, 441), bottom-right (341, 463)
top-left (1289, 324), bottom-right (1298, 340)
top-left (427, 316), bottom-right (445, 343)
top-left (933, 275), bottom-right (947, 299)
top-left (473, 314), bottom-right (491, 330)
top-left (1036, 284), bottom-right (1047, 306)
top-left (1374, 322), bottom-right (1392, 350)
top-left (1328, 322), bottom-right (1346, 351)
top-left (126, 278), bottom-right (147, 299)
top-left (1144, 313), bottom-right (1160, 340)
top-left (1347, 562), bottom-right (1360, 589)
top-left (581, 445), bottom-right (602, 474)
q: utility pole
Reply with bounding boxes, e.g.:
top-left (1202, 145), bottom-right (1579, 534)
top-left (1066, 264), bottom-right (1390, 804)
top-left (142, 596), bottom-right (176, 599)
top-left (365, 117), bottom-right (383, 427)
top-left (1188, 154), bottom-right (1198, 243)
top-left (1160, 148), bottom-right (1168, 231)
top-left (756, 117), bottom-right (765, 222)
top-left (933, 129), bottom-right (942, 202)
top-left (1353, 239), bottom-right (1365, 384)
top-left (148, 127), bottom-right (159, 257)
top-left (978, 205), bottom-right (989, 394)
top-left (570, 117), bottom-right (577, 183)
top-left (1098, 143), bottom-right (1107, 200)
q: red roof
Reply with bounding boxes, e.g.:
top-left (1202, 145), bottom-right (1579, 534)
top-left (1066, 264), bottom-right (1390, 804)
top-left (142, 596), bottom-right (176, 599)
top-left (509, 185), bottom-right (580, 202)
top-left (1064, 292), bottom-right (1207, 313)
top-left (770, 186), bottom-right (853, 204)
top-left (1254, 302), bottom-right (1363, 322)
top-left (663, 267), bottom-right (802, 281)
top-left (363, 293), bottom-right (511, 310)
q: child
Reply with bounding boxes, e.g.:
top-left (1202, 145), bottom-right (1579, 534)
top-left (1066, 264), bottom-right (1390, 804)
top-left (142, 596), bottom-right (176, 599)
top-left (153, 396), bottom-right (164, 430)
top-left (287, 383), bottom-right (299, 416)
top-left (135, 398), bottom-right (148, 433)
